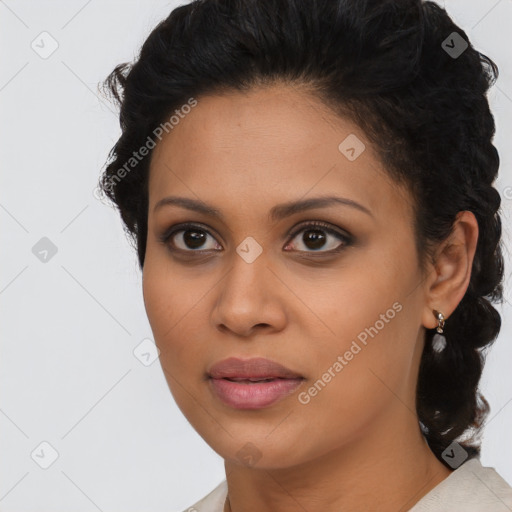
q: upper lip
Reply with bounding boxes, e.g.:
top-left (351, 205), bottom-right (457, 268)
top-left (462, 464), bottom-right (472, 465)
top-left (208, 357), bottom-right (304, 380)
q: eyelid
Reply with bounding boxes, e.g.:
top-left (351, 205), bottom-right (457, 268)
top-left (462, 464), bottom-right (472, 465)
top-left (286, 220), bottom-right (351, 242)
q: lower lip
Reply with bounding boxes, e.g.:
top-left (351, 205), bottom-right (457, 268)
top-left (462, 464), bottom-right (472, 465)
top-left (209, 377), bottom-right (305, 409)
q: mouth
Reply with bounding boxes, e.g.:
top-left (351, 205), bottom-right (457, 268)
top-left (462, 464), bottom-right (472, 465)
top-left (206, 356), bottom-right (305, 409)
top-left (208, 375), bottom-right (305, 409)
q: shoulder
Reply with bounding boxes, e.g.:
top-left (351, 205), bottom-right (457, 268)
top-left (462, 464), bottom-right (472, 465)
top-left (409, 457), bottom-right (512, 511)
top-left (180, 479), bottom-right (228, 512)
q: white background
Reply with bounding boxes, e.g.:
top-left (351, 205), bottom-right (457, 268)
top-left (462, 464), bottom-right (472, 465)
top-left (1, 1), bottom-right (511, 511)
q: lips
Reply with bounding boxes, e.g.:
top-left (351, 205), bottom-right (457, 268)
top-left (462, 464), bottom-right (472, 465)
top-left (209, 377), bottom-right (304, 409)
top-left (207, 357), bottom-right (305, 409)
top-left (207, 357), bottom-right (304, 380)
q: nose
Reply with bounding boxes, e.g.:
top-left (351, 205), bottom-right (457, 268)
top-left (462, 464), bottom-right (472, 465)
top-left (211, 255), bottom-right (287, 338)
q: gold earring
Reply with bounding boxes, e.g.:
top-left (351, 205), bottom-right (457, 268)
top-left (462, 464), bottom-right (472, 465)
top-left (432, 310), bottom-right (447, 353)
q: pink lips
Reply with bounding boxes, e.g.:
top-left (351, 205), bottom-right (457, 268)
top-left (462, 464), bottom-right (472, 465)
top-left (207, 357), bottom-right (305, 409)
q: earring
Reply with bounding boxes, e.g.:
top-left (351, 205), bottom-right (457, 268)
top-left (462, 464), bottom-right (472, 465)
top-left (431, 309), bottom-right (447, 353)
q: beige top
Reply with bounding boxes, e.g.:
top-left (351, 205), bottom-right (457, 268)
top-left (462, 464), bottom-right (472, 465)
top-left (181, 457), bottom-right (512, 512)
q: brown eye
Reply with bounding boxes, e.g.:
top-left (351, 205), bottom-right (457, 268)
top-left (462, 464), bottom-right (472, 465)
top-left (159, 223), bottom-right (222, 253)
top-left (175, 228), bottom-right (211, 250)
top-left (285, 223), bottom-right (350, 253)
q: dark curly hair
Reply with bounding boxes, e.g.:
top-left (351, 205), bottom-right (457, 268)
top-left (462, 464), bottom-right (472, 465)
top-left (98, 0), bottom-right (504, 468)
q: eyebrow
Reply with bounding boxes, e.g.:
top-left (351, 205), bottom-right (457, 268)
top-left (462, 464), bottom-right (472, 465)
top-left (153, 195), bottom-right (373, 221)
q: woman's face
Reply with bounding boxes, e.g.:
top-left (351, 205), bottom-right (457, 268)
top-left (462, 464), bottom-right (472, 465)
top-left (142, 83), bottom-right (431, 469)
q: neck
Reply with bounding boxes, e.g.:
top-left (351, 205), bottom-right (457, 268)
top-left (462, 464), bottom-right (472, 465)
top-left (222, 410), bottom-right (452, 512)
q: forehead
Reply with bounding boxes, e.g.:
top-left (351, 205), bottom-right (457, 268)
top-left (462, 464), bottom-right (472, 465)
top-left (147, 84), bottom-right (412, 224)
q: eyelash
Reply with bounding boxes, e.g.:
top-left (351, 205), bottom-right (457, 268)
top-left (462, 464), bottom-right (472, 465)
top-left (158, 220), bottom-right (352, 258)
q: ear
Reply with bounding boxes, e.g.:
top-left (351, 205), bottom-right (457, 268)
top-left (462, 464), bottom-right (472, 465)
top-left (421, 210), bottom-right (479, 330)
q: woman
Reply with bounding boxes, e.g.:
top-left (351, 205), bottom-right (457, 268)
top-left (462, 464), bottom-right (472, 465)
top-left (98, 0), bottom-right (512, 510)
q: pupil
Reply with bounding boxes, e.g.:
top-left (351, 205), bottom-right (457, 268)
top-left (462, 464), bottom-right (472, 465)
top-left (184, 230), bottom-right (205, 249)
top-left (304, 229), bottom-right (326, 250)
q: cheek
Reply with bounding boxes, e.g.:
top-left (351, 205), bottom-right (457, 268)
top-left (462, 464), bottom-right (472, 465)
top-left (293, 257), bottom-right (416, 428)
top-left (142, 258), bottom-right (215, 375)
top-left (301, 257), bottom-right (405, 354)
top-left (143, 249), bottom-right (190, 332)
top-left (142, 264), bottom-right (206, 414)
top-left (142, 258), bottom-right (190, 355)
top-left (142, 269), bottom-right (171, 339)
top-left (294, 316), bottom-right (412, 456)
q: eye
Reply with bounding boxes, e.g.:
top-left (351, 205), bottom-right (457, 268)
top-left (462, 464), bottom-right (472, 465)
top-left (158, 220), bottom-right (352, 256)
top-left (159, 222), bottom-right (222, 253)
top-left (284, 220), bottom-right (351, 254)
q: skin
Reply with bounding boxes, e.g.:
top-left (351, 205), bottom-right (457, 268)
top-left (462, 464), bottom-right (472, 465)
top-left (142, 82), bottom-right (479, 512)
